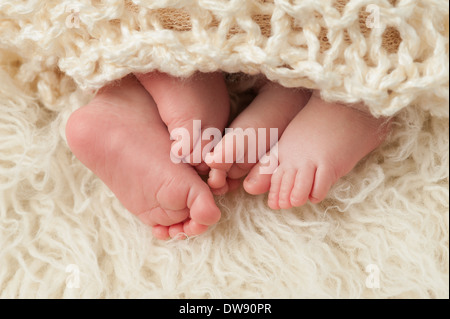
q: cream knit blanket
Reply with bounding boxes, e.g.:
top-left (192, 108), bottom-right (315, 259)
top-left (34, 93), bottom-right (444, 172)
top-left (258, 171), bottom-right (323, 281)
top-left (0, 0), bottom-right (448, 298)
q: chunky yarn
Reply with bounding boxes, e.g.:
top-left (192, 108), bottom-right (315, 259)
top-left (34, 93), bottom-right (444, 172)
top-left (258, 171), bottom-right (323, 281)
top-left (0, 0), bottom-right (448, 116)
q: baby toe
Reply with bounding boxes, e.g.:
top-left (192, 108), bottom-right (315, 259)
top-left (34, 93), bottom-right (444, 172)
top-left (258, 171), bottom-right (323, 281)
top-left (278, 170), bottom-right (296, 209)
top-left (168, 223), bottom-right (187, 239)
top-left (290, 166), bottom-right (315, 207)
top-left (309, 165), bottom-right (335, 203)
top-left (208, 169), bottom-right (228, 189)
top-left (183, 220), bottom-right (209, 237)
top-left (152, 225), bottom-right (171, 240)
top-left (268, 169), bottom-right (283, 210)
top-left (211, 183), bottom-right (229, 196)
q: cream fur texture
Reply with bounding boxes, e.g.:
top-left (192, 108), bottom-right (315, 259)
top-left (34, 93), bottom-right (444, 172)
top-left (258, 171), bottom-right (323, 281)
top-left (0, 0), bottom-right (449, 298)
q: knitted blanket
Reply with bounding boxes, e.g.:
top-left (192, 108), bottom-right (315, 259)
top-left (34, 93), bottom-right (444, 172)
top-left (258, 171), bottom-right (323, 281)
top-left (0, 0), bottom-right (448, 298)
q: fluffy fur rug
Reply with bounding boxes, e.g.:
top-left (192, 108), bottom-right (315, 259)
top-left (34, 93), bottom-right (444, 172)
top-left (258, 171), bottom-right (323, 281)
top-left (0, 0), bottom-right (448, 298)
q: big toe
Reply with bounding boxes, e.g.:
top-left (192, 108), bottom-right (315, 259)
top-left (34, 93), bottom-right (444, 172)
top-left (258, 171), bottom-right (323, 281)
top-left (243, 167), bottom-right (272, 195)
top-left (243, 150), bottom-right (278, 195)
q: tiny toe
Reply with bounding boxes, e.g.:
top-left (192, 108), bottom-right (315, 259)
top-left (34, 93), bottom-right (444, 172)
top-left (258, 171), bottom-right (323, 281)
top-left (310, 166), bottom-right (334, 203)
top-left (290, 167), bottom-right (315, 207)
top-left (268, 170), bottom-right (283, 210)
top-left (278, 171), bottom-right (296, 209)
top-left (184, 220), bottom-right (209, 237)
top-left (152, 225), bottom-right (170, 240)
top-left (168, 223), bottom-right (186, 239)
top-left (211, 183), bottom-right (229, 196)
top-left (208, 169), bottom-right (228, 189)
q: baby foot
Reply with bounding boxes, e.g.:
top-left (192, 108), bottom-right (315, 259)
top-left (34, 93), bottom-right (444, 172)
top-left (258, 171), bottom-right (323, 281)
top-left (135, 71), bottom-right (230, 175)
top-left (206, 81), bottom-right (311, 194)
top-left (244, 93), bottom-right (391, 209)
top-left (65, 76), bottom-right (221, 239)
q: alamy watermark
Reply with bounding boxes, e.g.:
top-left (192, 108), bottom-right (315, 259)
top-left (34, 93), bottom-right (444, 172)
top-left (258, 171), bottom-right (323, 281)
top-left (365, 264), bottom-right (381, 289)
top-left (65, 264), bottom-right (80, 289)
top-left (170, 120), bottom-right (279, 175)
top-left (65, 6), bottom-right (80, 29)
top-left (366, 4), bottom-right (381, 29)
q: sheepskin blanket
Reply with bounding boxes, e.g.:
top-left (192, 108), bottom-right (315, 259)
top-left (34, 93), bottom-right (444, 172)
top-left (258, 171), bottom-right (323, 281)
top-left (0, 0), bottom-right (448, 298)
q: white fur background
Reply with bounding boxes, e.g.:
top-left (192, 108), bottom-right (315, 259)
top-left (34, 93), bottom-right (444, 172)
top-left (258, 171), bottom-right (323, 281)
top-left (0, 0), bottom-right (448, 298)
top-left (0, 64), bottom-right (448, 298)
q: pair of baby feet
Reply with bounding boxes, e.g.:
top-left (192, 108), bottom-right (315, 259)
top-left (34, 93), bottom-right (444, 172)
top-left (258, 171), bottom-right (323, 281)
top-left (65, 72), bottom-right (389, 240)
